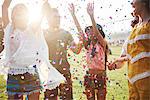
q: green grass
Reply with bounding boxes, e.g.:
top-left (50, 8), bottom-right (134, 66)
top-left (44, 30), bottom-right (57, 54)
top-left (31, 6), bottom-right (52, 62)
top-left (0, 75), bottom-right (7, 99)
top-left (0, 46), bottom-right (128, 100)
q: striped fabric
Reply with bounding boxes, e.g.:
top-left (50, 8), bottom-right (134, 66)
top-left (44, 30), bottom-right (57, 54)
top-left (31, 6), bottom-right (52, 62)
top-left (127, 22), bottom-right (150, 84)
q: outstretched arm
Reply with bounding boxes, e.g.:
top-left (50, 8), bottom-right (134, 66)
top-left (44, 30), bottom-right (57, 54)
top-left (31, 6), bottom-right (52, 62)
top-left (87, 3), bottom-right (106, 49)
top-left (31, 0), bottom-right (51, 32)
top-left (108, 55), bottom-right (128, 70)
top-left (2, 0), bottom-right (12, 28)
top-left (69, 31), bottom-right (85, 54)
top-left (70, 41), bottom-right (83, 54)
top-left (69, 3), bottom-right (82, 33)
top-left (68, 3), bottom-right (85, 54)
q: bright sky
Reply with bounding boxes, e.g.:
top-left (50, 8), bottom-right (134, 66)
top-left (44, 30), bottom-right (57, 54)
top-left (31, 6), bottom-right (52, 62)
top-left (0, 0), bottom-right (134, 41)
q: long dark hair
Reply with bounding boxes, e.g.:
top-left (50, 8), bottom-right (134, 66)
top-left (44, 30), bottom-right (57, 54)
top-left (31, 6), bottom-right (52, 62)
top-left (85, 24), bottom-right (105, 38)
top-left (96, 24), bottom-right (105, 38)
top-left (84, 24), bottom-right (105, 49)
top-left (84, 24), bottom-right (106, 58)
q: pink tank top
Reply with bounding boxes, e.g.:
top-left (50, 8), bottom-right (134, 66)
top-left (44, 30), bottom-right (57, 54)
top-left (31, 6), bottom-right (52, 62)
top-left (86, 42), bottom-right (105, 71)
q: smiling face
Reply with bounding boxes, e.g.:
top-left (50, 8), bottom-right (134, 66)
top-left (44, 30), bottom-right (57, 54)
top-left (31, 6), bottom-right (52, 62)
top-left (131, 0), bottom-right (143, 16)
top-left (47, 8), bottom-right (60, 29)
top-left (11, 4), bottom-right (29, 29)
top-left (131, 0), bottom-right (149, 16)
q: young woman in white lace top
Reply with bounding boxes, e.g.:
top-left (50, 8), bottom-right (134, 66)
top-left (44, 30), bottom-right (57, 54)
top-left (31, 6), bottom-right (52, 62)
top-left (1, 0), bottom-right (65, 99)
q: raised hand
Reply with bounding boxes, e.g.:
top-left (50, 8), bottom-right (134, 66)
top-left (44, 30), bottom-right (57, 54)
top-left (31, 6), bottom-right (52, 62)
top-left (68, 3), bottom-right (82, 33)
top-left (42, 0), bottom-right (51, 16)
top-left (87, 2), bottom-right (94, 17)
top-left (68, 3), bottom-right (75, 15)
top-left (42, 0), bottom-right (48, 3)
top-left (42, 0), bottom-right (50, 9)
top-left (2, 0), bottom-right (12, 28)
top-left (3, 0), bottom-right (12, 7)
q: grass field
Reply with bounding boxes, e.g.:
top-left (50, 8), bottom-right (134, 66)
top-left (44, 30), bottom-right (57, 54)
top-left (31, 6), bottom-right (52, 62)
top-left (0, 46), bottom-right (128, 100)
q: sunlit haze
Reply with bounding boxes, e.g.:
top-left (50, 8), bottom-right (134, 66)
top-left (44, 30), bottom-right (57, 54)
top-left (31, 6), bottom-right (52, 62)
top-left (0, 0), bottom-right (134, 42)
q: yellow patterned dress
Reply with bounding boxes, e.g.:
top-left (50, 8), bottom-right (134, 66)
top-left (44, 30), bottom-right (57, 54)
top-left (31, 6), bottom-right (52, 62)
top-left (126, 21), bottom-right (150, 100)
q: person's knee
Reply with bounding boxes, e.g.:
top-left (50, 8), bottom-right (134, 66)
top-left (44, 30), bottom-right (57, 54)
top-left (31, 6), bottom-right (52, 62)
top-left (44, 96), bottom-right (57, 100)
top-left (44, 89), bottom-right (58, 100)
top-left (59, 84), bottom-right (73, 99)
top-left (28, 92), bottom-right (40, 100)
top-left (96, 89), bottom-right (106, 99)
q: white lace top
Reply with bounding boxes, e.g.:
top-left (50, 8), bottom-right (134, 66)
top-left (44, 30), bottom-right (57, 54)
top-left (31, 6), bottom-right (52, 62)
top-left (0, 23), bottom-right (65, 90)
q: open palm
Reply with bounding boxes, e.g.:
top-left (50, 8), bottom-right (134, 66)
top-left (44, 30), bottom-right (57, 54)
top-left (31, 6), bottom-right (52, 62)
top-left (68, 3), bottom-right (75, 15)
top-left (87, 3), bottom-right (94, 16)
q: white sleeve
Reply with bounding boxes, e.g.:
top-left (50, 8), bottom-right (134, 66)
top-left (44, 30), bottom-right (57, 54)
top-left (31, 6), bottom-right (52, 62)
top-left (4, 23), bottom-right (12, 45)
top-left (0, 24), bottom-right (12, 74)
top-left (120, 40), bottom-right (128, 57)
top-left (3, 23), bottom-right (12, 62)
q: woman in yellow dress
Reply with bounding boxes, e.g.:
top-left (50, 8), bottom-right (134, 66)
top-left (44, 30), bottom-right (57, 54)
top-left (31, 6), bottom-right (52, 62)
top-left (109, 0), bottom-right (150, 99)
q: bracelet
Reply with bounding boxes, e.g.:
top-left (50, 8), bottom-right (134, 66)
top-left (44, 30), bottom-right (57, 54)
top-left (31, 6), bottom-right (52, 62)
top-left (71, 13), bottom-right (75, 16)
